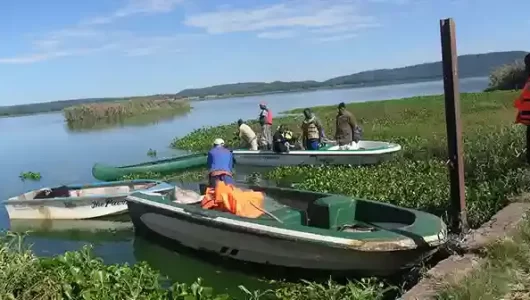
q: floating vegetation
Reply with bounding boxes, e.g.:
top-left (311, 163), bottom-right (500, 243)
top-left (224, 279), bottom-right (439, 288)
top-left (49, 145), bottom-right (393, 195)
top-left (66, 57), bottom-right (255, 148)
top-left (147, 148), bottom-right (158, 157)
top-left (63, 98), bottom-right (191, 124)
top-left (19, 171), bottom-right (41, 181)
top-left (172, 91), bottom-right (530, 228)
top-left (0, 232), bottom-right (391, 299)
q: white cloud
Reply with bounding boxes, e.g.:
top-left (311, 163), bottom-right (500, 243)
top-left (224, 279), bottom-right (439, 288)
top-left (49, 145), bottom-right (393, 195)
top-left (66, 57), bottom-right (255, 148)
top-left (313, 33), bottom-right (358, 43)
top-left (82, 0), bottom-right (185, 25)
top-left (0, 0), bottom-right (190, 64)
top-left (257, 30), bottom-right (298, 39)
top-left (183, 0), bottom-right (383, 41)
top-left (0, 29), bottom-right (195, 64)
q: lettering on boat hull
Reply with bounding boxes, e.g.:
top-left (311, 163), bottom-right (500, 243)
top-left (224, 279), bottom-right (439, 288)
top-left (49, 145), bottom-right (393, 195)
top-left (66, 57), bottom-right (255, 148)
top-left (91, 198), bottom-right (128, 209)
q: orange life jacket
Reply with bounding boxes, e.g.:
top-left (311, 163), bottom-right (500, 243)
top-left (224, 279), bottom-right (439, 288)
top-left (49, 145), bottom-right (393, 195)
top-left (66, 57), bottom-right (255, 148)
top-left (514, 77), bottom-right (530, 125)
top-left (200, 181), bottom-right (265, 218)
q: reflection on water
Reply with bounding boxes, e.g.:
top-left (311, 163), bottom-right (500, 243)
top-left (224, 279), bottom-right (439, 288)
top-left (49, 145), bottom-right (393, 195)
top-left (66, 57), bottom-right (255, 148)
top-left (65, 110), bottom-right (190, 133)
top-left (132, 237), bottom-right (271, 297)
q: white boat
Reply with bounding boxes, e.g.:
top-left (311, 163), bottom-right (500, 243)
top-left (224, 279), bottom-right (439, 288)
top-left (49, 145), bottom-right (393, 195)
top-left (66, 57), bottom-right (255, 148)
top-left (3, 180), bottom-right (175, 220)
top-left (232, 140), bottom-right (402, 167)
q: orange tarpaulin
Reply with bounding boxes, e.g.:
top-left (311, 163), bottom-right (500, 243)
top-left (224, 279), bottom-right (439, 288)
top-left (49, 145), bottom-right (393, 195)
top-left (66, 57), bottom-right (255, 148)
top-left (201, 181), bottom-right (265, 218)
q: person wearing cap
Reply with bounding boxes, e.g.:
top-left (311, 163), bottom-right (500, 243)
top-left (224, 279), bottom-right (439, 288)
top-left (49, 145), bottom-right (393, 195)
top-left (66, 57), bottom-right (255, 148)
top-left (335, 102), bottom-right (360, 150)
top-left (301, 108), bottom-right (324, 150)
top-left (237, 119), bottom-right (258, 151)
top-left (207, 138), bottom-right (234, 188)
top-left (258, 103), bottom-right (273, 150)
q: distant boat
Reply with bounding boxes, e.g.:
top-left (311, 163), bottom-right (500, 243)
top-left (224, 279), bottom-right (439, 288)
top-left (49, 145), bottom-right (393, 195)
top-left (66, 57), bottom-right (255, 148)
top-left (4, 180), bottom-right (174, 220)
top-left (126, 183), bottom-right (447, 276)
top-left (232, 141), bottom-right (401, 167)
top-left (92, 153), bottom-right (207, 181)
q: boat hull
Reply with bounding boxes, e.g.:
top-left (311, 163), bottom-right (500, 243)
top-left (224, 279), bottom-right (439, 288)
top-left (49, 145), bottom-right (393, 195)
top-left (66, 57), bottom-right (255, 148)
top-left (233, 141), bottom-right (401, 167)
top-left (92, 153), bottom-right (207, 181)
top-left (4, 180), bottom-right (174, 220)
top-left (127, 199), bottom-right (437, 276)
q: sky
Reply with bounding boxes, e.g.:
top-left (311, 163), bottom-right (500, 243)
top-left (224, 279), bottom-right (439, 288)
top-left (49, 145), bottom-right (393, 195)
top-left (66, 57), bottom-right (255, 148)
top-left (1, 0), bottom-right (529, 105)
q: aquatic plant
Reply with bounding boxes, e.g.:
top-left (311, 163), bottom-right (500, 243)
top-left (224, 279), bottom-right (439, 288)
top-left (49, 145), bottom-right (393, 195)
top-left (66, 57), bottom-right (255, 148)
top-left (148, 148), bottom-right (158, 157)
top-left (486, 59), bottom-right (528, 91)
top-left (0, 232), bottom-right (391, 299)
top-left (171, 91), bottom-right (530, 228)
top-left (63, 98), bottom-right (191, 123)
top-left (19, 171), bottom-right (42, 181)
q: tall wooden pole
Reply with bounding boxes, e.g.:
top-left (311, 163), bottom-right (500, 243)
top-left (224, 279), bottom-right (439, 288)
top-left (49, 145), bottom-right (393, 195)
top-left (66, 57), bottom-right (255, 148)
top-left (440, 18), bottom-right (467, 233)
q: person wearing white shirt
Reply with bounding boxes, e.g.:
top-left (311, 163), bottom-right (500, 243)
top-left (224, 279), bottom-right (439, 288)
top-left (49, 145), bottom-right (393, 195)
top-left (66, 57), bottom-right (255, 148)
top-left (237, 119), bottom-right (258, 150)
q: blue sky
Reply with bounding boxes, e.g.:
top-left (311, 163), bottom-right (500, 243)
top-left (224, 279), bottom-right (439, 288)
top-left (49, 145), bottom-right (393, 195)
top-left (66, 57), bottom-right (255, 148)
top-left (1, 0), bottom-right (529, 105)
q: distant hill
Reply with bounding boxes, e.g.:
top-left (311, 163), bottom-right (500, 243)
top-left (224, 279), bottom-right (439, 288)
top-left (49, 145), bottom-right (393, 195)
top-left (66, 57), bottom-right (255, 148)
top-left (1, 51), bottom-right (527, 117)
top-left (176, 51), bottom-right (527, 98)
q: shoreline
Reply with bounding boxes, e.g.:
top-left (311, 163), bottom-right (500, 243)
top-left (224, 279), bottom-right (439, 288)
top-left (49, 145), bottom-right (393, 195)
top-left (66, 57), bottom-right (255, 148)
top-left (0, 76), bottom-right (487, 119)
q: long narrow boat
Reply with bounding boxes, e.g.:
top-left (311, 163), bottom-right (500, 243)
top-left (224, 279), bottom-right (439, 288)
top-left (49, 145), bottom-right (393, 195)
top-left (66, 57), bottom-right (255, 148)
top-left (92, 153), bottom-right (207, 181)
top-left (126, 184), bottom-right (447, 276)
top-left (4, 180), bottom-right (174, 220)
top-left (232, 140), bottom-right (401, 167)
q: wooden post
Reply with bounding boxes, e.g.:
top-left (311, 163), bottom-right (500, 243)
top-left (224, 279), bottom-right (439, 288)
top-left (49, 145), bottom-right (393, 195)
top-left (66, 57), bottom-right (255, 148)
top-left (440, 18), bottom-right (468, 233)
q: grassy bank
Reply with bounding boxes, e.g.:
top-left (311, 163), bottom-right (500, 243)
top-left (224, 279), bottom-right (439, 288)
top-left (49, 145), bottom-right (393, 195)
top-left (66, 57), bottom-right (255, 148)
top-left (0, 232), bottom-right (389, 299)
top-left (172, 91), bottom-right (530, 228)
top-left (436, 216), bottom-right (530, 300)
top-left (63, 99), bottom-right (191, 123)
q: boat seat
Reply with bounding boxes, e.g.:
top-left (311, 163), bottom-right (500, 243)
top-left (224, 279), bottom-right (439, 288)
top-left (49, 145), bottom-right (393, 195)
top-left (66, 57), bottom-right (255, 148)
top-left (71, 186), bottom-right (130, 197)
top-left (257, 206), bottom-right (305, 226)
top-left (307, 195), bottom-right (357, 230)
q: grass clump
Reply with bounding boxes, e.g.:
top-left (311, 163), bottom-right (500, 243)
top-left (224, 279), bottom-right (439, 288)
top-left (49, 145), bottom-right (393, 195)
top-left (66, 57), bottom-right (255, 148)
top-left (171, 91), bottom-right (530, 228)
top-left (435, 216), bottom-right (530, 300)
top-left (0, 232), bottom-right (391, 300)
top-left (19, 171), bottom-right (42, 181)
top-left (486, 59), bottom-right (528, 91)
top-left (63, 98), bottom-right (191, 123)
top-left (147, 148), bottom-right (158, 157)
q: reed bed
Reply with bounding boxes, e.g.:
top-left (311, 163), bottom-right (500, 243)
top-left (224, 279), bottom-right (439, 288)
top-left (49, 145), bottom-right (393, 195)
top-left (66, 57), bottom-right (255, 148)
top-left (63, 98), bottom-right (191, 123)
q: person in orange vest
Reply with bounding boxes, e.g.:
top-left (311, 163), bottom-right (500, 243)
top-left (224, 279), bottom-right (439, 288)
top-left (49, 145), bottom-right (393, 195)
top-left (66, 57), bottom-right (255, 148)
top-left (513, 53), bottom-right (530, 163)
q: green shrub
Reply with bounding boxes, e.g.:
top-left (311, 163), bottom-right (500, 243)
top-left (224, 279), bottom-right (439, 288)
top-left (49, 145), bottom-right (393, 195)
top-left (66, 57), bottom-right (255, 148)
top-left (486, 60), bottom-right (528, 91)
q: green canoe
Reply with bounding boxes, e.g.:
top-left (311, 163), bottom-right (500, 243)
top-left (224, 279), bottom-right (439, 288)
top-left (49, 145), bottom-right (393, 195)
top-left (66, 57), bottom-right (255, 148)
top-left (92, 153), bottom-right (207, 181)
top-left (126, 184), bottom-right (447, 276)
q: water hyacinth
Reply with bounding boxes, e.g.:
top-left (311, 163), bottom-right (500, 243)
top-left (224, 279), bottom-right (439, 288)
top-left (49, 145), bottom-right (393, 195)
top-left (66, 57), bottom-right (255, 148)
top-left (171, 91), bottom-right (530, 228)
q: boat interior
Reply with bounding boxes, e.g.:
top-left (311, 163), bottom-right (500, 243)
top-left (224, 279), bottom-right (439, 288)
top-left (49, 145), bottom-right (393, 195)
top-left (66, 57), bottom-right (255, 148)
top-left (14, 181), bottom-right (163, 201)
top-left (181, 184), bottom-right (419, 233)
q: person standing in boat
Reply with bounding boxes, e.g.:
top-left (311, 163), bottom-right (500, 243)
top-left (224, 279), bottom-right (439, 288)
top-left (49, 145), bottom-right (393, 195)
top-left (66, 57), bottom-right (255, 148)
top-left (258, 103), bottom-right (273, 150)
top-left (207, 138), bottom-right (234, 188)
top-left (301, 108), bottom-right (324, 150)
top-left (514, 53), bottom-right (530, 163)
top-left (335, 102), bottom-right (361, 150)
top-left (237, 119), bottom-right (258, 151)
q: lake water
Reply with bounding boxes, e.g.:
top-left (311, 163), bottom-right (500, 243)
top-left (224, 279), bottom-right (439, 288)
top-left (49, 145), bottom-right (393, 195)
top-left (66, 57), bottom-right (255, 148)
top-left (0, 76), bottom-right (488, 294)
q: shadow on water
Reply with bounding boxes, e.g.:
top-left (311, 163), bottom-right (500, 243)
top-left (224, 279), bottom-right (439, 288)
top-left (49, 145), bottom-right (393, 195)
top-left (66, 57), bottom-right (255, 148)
top-left (65, 110), bottom-right (190, 133)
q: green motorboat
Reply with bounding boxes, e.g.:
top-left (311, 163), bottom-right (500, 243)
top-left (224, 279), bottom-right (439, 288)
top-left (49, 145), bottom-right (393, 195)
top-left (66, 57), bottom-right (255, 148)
top-left (126, 184), bottom-right (447, 277)
top-left (92, 153), bottom-right (207, 181)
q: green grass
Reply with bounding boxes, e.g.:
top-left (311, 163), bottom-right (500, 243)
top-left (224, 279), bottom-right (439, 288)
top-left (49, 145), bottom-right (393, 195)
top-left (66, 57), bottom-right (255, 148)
top-left (171, 91), bottom-right (530, 228)
top-left (435, 216), bottom-right (530, 300)
top-left (0, 232), bottom-right (390, 299)
top-left (63, 99), bottom-right (191, 124)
